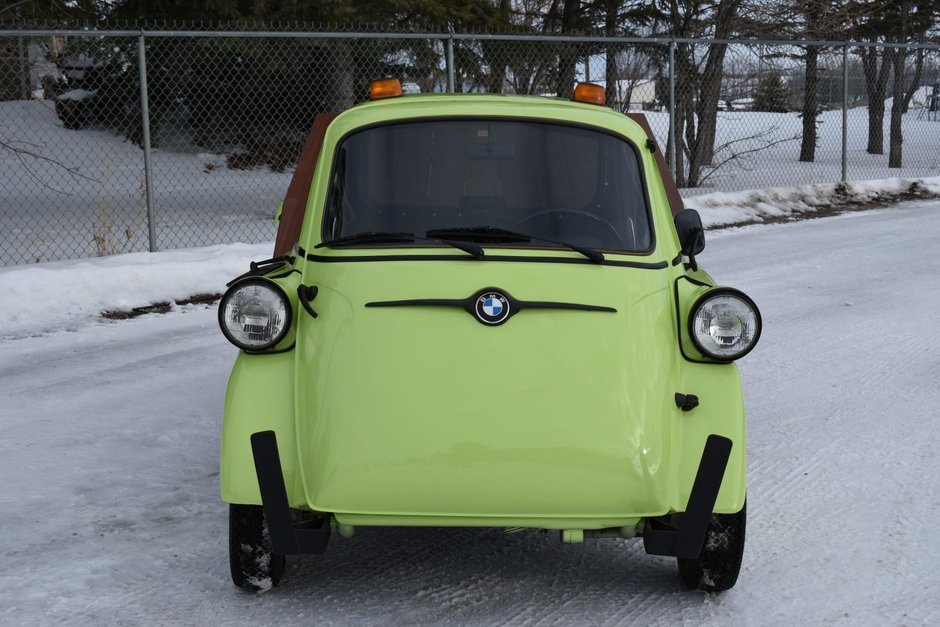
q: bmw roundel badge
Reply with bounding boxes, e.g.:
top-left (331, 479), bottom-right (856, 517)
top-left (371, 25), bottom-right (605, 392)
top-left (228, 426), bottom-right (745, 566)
top-left (475, 291), bottom-right (510, 325)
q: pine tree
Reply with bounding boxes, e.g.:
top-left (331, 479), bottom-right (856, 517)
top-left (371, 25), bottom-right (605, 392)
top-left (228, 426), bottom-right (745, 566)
top-left (752, 72), bottom-right (791, 112)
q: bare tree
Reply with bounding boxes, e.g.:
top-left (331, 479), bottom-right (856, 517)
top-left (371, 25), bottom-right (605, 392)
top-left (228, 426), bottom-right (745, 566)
top-left (546, 0), bottom-right (583, 98)
top-left (887, 0), bottom-right (933, 168)
top-left (888, 47), bottom-right (924, 168)
top-left (845, 0), bottom-right (931, 156)
top-left (859, 44), bottom-right (893, 154)
top-left (603, 0), bottom-right (619, 105)
top-left (597, 1), bottom-right (655, 107)
top-left (797, 2), bottom-right (821, 162)
top-left (610, 48), bottom-right (656, 111)
top-left (0, 136), bottom-right (97, 193)
top-left (658, 0), bottom-right (743, 188)
top-left (747, 1), bottom-right (846, 162)
top-left (481, 0), bottom-right (513, 94)
top-left (698, 124), bottom-right (801, 186)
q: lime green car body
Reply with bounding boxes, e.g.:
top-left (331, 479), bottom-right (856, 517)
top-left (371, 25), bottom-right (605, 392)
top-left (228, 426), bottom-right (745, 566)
top-left (220, 94), bottom-right (746, 535)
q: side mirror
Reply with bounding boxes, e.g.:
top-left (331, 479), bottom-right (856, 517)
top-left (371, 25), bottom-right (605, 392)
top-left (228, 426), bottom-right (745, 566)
top-left (674, 209), bottom-right (705, 270)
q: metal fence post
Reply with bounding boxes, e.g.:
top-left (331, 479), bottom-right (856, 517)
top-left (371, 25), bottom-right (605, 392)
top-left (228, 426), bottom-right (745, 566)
top-left (137, 32), bottom-right (157, 252)
top-left (842, 43), bottom-right (848, 182)
top-left (668, 40), bottom-right (676, 180)
top-left (446, 33), bottom-right (456, 93)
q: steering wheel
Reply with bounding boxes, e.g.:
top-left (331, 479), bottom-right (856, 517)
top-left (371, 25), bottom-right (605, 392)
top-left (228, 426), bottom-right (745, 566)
top-left (514, 209), bottom-right (623, 243)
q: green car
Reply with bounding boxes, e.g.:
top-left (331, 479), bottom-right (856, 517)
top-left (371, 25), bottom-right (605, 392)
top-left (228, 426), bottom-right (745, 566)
top-left (218, 80), bottom-right (761, 593)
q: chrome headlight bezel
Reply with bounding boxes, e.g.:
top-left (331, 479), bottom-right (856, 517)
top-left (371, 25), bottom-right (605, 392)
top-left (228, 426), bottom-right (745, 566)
top-left (218, 278), bottom-right (292, 352)
top-left (688, 288), bottom-right (762, 362)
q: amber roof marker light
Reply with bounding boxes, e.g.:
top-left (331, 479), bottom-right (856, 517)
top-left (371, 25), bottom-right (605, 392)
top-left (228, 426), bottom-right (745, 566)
top-left (572, 82), bottom-right (606, 106)
top-left (370, 78), bottom-right (403, 100)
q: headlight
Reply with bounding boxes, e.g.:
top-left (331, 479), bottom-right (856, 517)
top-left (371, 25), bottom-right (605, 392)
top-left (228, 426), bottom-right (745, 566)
top-left (218, 279), bottom-right (291, 351)
top-left (689, 288), bottom-right (761, 361)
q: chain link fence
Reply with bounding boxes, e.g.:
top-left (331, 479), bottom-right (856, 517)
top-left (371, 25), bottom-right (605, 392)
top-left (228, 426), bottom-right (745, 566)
top-left (2, 26), bottom-right (939, 265)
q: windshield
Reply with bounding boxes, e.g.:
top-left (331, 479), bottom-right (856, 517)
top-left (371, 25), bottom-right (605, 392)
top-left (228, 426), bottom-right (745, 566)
top-left (323, 119), bottom-right (652, 253)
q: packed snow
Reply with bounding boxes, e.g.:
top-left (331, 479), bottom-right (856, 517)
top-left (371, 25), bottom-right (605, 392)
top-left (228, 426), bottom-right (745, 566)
top-left (685, 176), bottom-right (940, 228)
top-left (0, 202), bottom-right (937, 624)
top-left (0, 243), bottom-right (269, 339)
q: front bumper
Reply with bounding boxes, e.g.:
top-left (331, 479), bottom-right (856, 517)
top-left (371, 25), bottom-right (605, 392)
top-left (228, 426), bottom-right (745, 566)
top-left (249, 430), bottom-right (732, 559)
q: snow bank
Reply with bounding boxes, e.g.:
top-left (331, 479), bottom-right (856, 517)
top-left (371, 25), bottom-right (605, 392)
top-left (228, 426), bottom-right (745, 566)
top-left (3, 174), bottom-right (939, 339)
top-left (687, 176), bottom-right (940, 228)
top-left (0, 243), bottom-right (271, 338)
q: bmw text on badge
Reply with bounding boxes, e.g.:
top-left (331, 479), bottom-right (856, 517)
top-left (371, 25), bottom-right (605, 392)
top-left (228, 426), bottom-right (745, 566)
top-left (475, 291), bottom-right (510, 325)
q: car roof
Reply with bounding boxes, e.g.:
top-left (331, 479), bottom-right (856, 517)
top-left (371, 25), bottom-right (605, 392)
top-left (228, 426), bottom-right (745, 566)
top-left (332, 93), bottom-right (650, 144)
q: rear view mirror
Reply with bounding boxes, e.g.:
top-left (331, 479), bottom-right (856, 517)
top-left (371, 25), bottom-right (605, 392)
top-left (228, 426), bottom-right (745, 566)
top-left (675, 209), bottom-right (705, 255)
top-left (674, 209), bottom-right (705, 270)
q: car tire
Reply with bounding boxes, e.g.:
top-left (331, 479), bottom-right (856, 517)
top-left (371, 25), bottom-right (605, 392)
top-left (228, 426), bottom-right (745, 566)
top-left (229, 504), bottom-right (285, 591)
top-left (677, 501), bottom-right (746, 592)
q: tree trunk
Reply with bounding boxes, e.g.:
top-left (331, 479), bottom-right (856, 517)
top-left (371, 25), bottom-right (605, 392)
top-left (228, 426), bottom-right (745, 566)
top-left (554, 0), bottom-right (580, 98)
top-left (688, 41), bottom-right (728, 185)
top-left (867, 97), bottom-right (885, 155)
top-left (327, 42), bottom-right (355, 111)
top-left (664, 0), bottom-right (740, 187)
top-left (684, 88), bottom-right (697, 177)
top-left (673, 98), bottom-right (687, 187)
top-left (903, 49), bottom-right (925, 111)
top-left (888, 0), bottom-right (920, 168)
top-left (482, 0), bottom-right (510, 94)
top-left (691, 0), bottom-right (737, 173)
top-left (482, 44), bottom-right (507, 94)
top-left (672, 67), bottom-right (693, 187)
top-left (862, 46), bottom-right (893, 155)
top-left (799, 45), bottom-right (819, 162)
top-left (604, 1), bottom-right (618, 107)
top-left (889, 48), bottom-right (925, 169)
top-left (556, 52), bottom-right (577, 98)
top-left (888, 50), bottom-right (904, 168)
top-left (671, 44), bottom-right (696, 188)
top-left (17, 34), bottom-right (30, 100)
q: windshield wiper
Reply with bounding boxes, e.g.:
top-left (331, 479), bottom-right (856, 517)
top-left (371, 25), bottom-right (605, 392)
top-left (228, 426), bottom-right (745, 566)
top-left (316, 231), bottom-right (483, 258)
top-left (425, 226), bottom-right (604, 264)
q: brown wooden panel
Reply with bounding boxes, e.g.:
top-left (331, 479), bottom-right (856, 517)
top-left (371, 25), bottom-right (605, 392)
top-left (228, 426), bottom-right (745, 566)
top-left (273, 113), bottom-right (339, 256)
top-left (626, 113), bottom-right (684, 216)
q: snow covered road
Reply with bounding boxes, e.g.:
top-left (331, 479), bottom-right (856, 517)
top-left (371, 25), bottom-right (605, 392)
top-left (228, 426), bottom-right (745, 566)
top-left (1, 204), bottom-right (938, 625)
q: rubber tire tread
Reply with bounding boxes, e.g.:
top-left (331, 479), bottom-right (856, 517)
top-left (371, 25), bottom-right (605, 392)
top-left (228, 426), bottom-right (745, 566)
top-left (677, 501), bottom-right (746, 592)
top-left (229, 504), bottom-right (286, 590)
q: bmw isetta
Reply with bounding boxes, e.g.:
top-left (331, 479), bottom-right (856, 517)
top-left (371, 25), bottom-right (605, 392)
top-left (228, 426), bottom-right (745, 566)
top-left (218, 79), bottom-right (761, 592)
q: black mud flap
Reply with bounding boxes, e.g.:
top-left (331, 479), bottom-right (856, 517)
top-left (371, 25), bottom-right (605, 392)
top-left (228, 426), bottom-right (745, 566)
top-left (250, 430), bottom-right (331, 555)
top-left (643, 434), bottom-right (733, 559)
